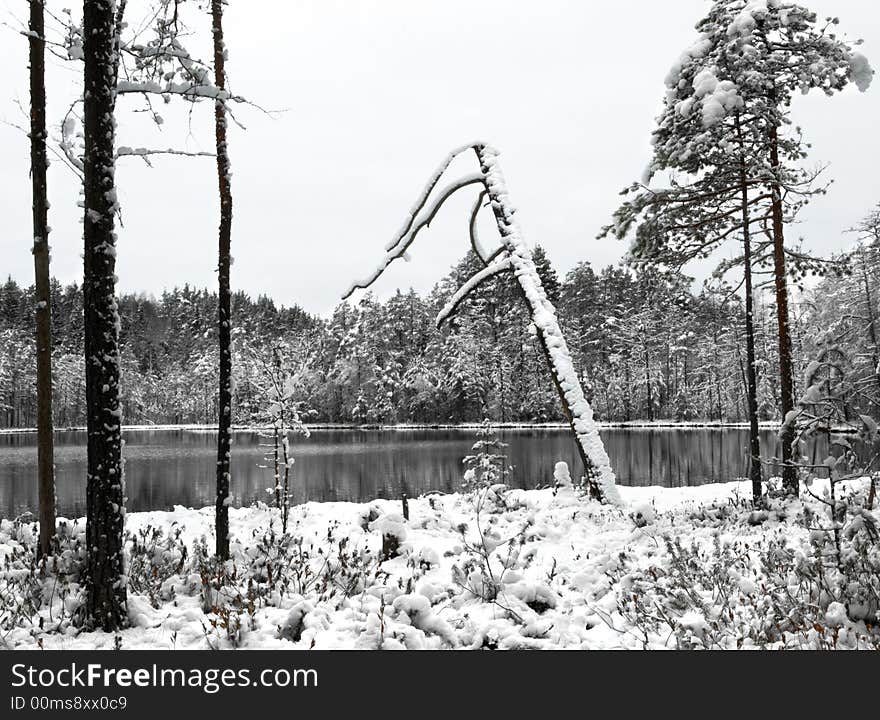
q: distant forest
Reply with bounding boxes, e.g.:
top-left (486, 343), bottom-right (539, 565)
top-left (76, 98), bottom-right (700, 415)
top-left (1, 241), bottom-right (879, 429)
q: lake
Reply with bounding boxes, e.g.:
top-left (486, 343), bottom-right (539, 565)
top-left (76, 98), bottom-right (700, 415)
top-left (0, 427), bottom-right (801, 518)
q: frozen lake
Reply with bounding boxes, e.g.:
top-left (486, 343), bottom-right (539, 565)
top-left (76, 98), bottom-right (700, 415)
top-left (0, 427), bottom-right (801, 517)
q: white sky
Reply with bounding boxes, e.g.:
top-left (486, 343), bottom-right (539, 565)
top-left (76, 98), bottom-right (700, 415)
top-left (0, 0), bottom-right (877, 316)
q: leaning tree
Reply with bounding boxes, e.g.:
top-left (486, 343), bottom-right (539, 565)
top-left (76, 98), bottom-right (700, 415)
top-left (344, 144), bottom-right (621, 505)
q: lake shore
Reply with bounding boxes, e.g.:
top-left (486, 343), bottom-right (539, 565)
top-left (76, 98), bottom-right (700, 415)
top-left (0, 419), bottom-right (792, 436)
top-left (2, 476), bottom-right (877, 650)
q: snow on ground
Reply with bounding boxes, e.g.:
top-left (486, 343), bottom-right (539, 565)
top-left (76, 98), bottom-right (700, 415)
top-left (1, 477), bottom-right (877, 650)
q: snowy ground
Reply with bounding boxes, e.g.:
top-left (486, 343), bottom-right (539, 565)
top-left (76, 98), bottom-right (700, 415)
top-left (1, 476), bottom-right (878, 650)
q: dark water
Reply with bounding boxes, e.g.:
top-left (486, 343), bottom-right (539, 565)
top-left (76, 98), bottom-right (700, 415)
top-left (0, 427), bottom-right (800, 518)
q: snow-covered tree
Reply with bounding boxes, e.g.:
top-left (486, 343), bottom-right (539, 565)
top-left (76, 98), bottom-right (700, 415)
top-left (604, 0), bottom-right (873, 495)
top-left (27, 0), bottom-right (56, 558)
top-left (212, 0), bottom-right (234, 559)
top-left (82, 0), bottom-right (127, 632)
top-left (248, 341), bottom-right (311, 533)
top-left (344, 144), bottom-right (621, 504)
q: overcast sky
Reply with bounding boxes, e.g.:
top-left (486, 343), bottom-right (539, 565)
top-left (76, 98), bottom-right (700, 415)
top-left (0, 0), bottom-right (877, 316)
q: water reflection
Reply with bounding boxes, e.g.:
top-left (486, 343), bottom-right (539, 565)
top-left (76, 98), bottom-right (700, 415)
top-left (0, 427), bottom-right (822, 517)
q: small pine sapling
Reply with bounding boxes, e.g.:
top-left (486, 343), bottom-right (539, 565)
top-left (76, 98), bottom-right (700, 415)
top-left (249, 342), bottom-right (311, 533)
top-left (461, 419), bottom-right (510, 493)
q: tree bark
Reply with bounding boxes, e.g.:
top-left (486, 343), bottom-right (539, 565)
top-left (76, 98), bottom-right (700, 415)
top-left (29, 0), bottom-right (56, 558)
top-left (737, 115), bottom-right (763, 501)
top-left (83, 0), bottom-right (126, 631)
top-left (768, 123), bottom-right (798, 494)
top-left (213, 0), bottom-right (233, 559)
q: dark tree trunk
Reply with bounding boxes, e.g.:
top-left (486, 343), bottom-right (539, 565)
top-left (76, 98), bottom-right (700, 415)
top-left (768, 124), bottom-right (798, 494)
top-left (213, 0), bottom-right (233, 559)
top-left (83, 0), bottom-right (126, 631)
top-left (29, 0), bottom-right (56, 558)
top-left (737, 115), bottom-right (763, 501)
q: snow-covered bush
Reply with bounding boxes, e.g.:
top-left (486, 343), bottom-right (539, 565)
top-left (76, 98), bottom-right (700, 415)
top-left (369, 512), bottom-right (408, 561)
top-left (243, 520), bottom-right (381, 603)
top-left (451, 489), bottom-right (532, 618)
top-left (126, 524), bottom-right (187, 609)
top-left (800, 481), bottom-right (880, 626)
top-left (0, 518), bottom-right (86, 638)
top-left (629, 502), bottom-right (656, 529)
top-left (603, 488), bottom-right (880, 649)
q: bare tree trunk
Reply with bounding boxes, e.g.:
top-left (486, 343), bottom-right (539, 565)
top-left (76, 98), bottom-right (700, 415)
top-left (213, 0), bottom-right (233, 559)
top-left (768, 124), bottom-right (797, 494)
top-left (737, 115), bottom-right (763, 502)
top-left (83, 0), bottom-right (126, 631)
top-left (29, 0), bottom-right (56, 558)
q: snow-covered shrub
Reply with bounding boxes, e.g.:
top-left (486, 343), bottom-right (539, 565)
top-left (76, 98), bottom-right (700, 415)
top-left (244, 521), bottom-right (380, 603)
top-left (126, 524), bottom-right (187, 609)
top-left (278, 598), bottom-right (314, 643)
top-left (369, 512), bottom-right (408, 561)
top-left (392, 593), bottom-right (458, 647)
top-left (503, 581), bottom-right (558, 614)
top-left (552, 460), bottom-right (580, 507)
top-left (553, 460), bottom-right (572, 489)
top-left (450, 493), bottom-right (532, 620)
top-left (630, 503), bottom-right (656, 529)
top-left (0, 518), bottom-right (87, 637)
top-left (604, 489), bottom-right (880, 650)
top-left (799, 481), bottom-right (880, 626)
top-left (190, 537), bottom-right (255, 648)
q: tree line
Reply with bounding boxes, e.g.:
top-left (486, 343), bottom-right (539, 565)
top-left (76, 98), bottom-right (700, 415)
top-left (4, 229), bottom-right (880, 430)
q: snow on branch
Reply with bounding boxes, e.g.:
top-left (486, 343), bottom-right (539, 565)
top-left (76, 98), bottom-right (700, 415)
top-left (116, 79), bottom-right (233, 100)
top-left (436, 256), bottom-right (512, 327)
top-left (116, 146), bottom-right (215, 166)
top-left (342, 170), bottom-right (485, 299)
top-left (469, 189), bottom-right (503, 266)
top-left (383, 142), bottom-right (482, 252)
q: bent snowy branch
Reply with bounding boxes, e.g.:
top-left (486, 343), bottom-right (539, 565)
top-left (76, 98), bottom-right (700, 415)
top-left (436, 256), bottom-right (512, 327)
top-left (383, 142), bottom-right (482, 253)
top-left (342, 172), bottom-right (484, 299)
